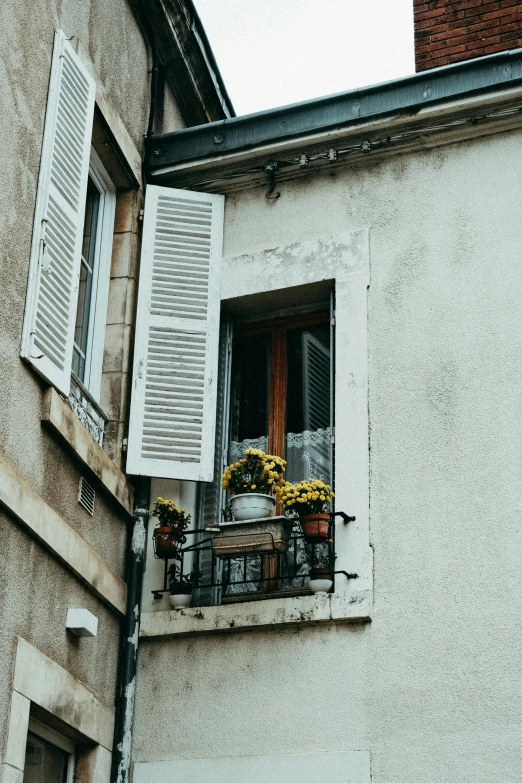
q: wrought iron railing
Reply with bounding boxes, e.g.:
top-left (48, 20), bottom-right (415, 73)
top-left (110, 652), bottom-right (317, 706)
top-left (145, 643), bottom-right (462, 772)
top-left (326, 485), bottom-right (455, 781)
top-left (151, 511), bottom-right (357, 605)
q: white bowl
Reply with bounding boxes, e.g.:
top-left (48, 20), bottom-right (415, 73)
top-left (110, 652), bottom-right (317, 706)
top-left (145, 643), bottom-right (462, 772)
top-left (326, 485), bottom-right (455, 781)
top-left (169, 593), bottom-right (191, 609)
top-left (231, 493), bottom-right (275, 521)
top-left (309, 578), bottom-right (333, 594)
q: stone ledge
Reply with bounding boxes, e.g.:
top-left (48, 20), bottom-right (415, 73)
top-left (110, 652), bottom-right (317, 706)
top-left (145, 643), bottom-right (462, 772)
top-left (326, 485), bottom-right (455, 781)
top-left (42, 387), bottom-right (133, 516)
top-left (0, 454), bottom-right (127, 615)
top-left (140, 588), bottom-right (371, 637)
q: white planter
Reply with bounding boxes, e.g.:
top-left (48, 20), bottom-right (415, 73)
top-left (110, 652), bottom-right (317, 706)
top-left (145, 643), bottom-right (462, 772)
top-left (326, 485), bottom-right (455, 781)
top-left (309, 578), bottom-right (333, 594)
top-left (230, 493), bottom-right (275, 521)
top-left (169, 592), bottom-right (191, 609)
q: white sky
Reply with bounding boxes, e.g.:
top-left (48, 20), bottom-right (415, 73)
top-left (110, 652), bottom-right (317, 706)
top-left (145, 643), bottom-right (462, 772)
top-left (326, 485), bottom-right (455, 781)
top-left (194, 0), bottom-right (415, 116)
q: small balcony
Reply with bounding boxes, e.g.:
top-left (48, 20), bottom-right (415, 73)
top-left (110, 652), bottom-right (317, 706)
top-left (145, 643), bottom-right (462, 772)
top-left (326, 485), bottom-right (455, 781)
top-left (151, 512), bottom-right (357, 606)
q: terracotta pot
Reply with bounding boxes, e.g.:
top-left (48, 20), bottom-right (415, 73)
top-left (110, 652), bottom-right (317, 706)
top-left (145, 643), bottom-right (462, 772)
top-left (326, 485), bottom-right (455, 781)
top-left (153, 526), bottom-right (182, 559)
top-left (311, 566), bottom-right (331, 580)
top-left (300, 512), bottom-right (330, 541)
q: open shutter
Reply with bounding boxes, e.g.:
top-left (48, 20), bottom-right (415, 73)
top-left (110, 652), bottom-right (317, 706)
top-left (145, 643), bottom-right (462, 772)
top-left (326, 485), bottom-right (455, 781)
top-left (127, 185), bottom-right (224, 480)
top-left (20, 30), bottom-right (95, 396)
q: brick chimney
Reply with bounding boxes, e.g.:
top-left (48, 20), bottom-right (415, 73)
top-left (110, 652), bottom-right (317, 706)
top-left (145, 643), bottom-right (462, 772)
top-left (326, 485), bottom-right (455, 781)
top-left (414, 1), bottom-right (522, 71)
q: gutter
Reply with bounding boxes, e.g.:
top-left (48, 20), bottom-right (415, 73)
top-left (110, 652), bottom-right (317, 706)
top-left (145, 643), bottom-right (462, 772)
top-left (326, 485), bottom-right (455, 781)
top-left (111, 477), bottom-right (151, 783)
top-left (147, 47), bottom-right (522, 172)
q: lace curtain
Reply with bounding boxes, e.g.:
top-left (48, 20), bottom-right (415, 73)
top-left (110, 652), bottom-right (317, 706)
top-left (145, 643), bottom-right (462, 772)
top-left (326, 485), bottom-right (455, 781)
top-left (229, 428), bottom-right (331, 484)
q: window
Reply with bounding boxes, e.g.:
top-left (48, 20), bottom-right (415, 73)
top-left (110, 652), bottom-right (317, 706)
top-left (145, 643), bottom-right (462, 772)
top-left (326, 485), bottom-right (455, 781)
top-left (24, 718), bottom-right (75, 783)
top-left (229, 311), bottom-right (333, 486)
top-left (71, 148), bottom-right (115, 398)
top-left (194, 302), bottom-right (334, 603)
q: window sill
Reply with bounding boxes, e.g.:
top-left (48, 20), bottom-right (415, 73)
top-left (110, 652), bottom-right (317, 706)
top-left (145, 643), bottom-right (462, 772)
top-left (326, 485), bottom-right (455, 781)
top-left (42, 387), bottom-right (133, 516)
top-left (139, 587), bottom-right (371, 637)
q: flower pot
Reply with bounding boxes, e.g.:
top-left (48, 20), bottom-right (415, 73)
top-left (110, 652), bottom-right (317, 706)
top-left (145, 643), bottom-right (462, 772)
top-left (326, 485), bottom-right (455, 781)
top-left (309, 578), bottom-right (333, 594)
top-left (169, 592), bottom-right (191, 609)
top-left (300, 512), bottom-right (330, 542)
top-left (153, 526), bottom-right (182, 559)
top-left (230, 493), bottom-right (275, 522)
top-left (212, 516), bottom-right (294, 557)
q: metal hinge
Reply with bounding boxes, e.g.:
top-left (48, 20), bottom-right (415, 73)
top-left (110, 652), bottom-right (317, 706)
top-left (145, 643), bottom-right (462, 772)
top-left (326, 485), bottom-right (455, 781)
top-left (331, 310), bottom-right (336, 326)
top-left (330, 427), bottom-right (335, 445)
top-left (138, 209), bottom-right (144, 221)
top-left (122, 437), bottom-right (128, 452)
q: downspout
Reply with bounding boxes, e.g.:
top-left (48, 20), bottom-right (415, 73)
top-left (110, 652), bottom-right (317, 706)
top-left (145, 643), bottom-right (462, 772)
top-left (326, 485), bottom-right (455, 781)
top-left (111, 476), bottom-right (151, 783)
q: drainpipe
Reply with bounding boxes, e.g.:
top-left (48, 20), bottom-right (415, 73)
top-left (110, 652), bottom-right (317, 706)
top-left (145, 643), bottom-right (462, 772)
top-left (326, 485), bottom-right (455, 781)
top-left (111, 476), bottom-right (151, 783)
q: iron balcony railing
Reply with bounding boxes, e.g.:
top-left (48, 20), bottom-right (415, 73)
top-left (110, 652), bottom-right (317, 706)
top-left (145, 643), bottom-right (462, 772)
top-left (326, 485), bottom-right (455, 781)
top-left (152, 511), bottom-right (357, 606)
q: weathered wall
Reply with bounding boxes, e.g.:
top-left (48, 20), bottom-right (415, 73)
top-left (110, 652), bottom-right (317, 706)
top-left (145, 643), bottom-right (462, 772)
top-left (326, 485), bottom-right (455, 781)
top-left (133, 127), bottom-right (522, 781)
top-left (0, 0), bottom-right (179, 767)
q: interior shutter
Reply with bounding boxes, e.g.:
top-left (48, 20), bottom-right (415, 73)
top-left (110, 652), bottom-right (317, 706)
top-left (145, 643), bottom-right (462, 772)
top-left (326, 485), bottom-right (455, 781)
top-left (127, 185), bottom-right (225, 480)
top-left (20, 30), bottom-right (96, 396)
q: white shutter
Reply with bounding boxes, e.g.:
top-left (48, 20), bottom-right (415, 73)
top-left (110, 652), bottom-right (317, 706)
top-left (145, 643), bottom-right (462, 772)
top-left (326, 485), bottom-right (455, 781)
top-left (127, 185), bottom-right (224, 481)
top-left (20, 30), bottom-right (95, 396)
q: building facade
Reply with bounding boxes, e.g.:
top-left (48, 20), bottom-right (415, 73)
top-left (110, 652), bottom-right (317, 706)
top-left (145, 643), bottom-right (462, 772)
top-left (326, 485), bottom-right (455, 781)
top-left (0, 2), bottom-right (230, 781)
top-left (2, 2), bottom-right (522, 783)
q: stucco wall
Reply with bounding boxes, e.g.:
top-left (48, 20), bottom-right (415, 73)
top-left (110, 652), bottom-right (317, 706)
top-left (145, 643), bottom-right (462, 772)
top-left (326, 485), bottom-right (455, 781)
top-left (133, 127), bottom-right (522, 782)
top-left (0, 0), bottom-right (153, 767)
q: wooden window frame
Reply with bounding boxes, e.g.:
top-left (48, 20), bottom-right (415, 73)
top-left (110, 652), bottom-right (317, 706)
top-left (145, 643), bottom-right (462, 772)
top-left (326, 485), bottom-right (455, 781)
top-left (234, 310), bottom-right (330, 460)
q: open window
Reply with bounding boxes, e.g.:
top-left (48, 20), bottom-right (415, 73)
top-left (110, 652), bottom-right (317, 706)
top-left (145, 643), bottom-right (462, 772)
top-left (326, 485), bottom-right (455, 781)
top-left (195, 289), bottom-right (335, 604)
top-left (20, 31), bottom-right (117, 445)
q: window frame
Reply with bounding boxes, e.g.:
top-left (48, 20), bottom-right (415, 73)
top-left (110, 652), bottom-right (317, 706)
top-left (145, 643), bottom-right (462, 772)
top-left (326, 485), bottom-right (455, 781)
top-left (72, 146), bottom-right (116, 400)
top-left (232, 309), bottom-right (332, 461)
top-left (25, 717), bottom-right (75, 783)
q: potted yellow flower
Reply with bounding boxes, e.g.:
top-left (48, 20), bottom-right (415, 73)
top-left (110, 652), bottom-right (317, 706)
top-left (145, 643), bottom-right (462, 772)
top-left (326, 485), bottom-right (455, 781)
top-left (152, 498), bottom-right (190, 559)
top-left (279, 479), bottom-right (334, 542)
top-left (214, 449), bottom-right (293, 557)
top-left (222, 448), bottom-right (286, 521)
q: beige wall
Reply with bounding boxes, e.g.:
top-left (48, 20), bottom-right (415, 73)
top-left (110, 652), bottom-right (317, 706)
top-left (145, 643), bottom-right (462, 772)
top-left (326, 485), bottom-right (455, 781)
top-left (133, 127), bottom-right (522, 782)
top-left (0, 0), bottom-right (187, 770)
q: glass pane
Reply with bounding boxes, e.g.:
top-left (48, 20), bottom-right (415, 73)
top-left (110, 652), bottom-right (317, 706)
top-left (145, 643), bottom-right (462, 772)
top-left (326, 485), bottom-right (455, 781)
top-left (24, 733), bottom-right (69, 783)
top-left (229, 332), bottom-right (270, 448)
top-left (285, 324), bottom-right (331, 484)
top-left (73, 177), bottom-right (100, 382)
top-left (226, 332), bottom-right (271, 595)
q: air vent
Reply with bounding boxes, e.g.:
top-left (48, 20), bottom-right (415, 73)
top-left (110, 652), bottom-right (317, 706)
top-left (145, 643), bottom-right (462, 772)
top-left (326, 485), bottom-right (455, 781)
top-left (78, 476), bottom-right (95, 515)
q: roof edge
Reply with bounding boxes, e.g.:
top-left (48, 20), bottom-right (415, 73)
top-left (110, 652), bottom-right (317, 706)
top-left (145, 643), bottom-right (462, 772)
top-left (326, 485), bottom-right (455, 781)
top-left (147, 47), bottom-right (522, 165)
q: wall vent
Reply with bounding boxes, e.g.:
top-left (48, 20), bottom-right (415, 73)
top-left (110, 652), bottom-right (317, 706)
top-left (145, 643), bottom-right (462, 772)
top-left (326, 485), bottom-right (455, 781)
top-left (78, 477), bottom-right (95, 515)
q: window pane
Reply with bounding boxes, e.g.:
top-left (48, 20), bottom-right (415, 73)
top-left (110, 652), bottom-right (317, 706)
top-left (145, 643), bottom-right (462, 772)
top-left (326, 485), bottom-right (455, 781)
top-left (73, 177), bottom-right (100, 382)
top-left (285, 324), bottom-right (331, 484)
top-left (24, 733), bottom-right (69, 783)
top-left (229, 333), bottom-right (270, 444)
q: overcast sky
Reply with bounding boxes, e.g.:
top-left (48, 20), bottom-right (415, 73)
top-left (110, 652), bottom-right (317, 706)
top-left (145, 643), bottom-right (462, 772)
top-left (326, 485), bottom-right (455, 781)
top-left (194, 0), bottom-right (415, 117)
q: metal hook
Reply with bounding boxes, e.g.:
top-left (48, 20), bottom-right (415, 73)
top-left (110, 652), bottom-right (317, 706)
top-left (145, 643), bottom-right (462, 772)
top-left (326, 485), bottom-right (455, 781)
top-left (264, 161), bottom-right (280, 200)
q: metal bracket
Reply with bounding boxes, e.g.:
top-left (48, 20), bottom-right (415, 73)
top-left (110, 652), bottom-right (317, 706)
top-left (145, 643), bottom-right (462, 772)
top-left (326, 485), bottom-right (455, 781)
top-left (264, 161), bottom-right (280, 200)
top-left (333, 511), bottom-right (356, 524)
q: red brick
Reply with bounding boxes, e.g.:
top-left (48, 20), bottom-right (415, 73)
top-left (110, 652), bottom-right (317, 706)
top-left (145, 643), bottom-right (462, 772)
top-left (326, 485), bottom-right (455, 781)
top-left (483, 7), bottom-right (512, 20)
top-left (497, 21), bottom-right (521, 32)
top-left (500, 29), bottom-right (522, 40)
top-left (484, 39), bottom-right (517, 50)
top-left (430, 20), bottom-right (501, 42)
top-left (415, 6), bottom-right (450, 21)
top-left (435, 43), bottom-right (468, 54)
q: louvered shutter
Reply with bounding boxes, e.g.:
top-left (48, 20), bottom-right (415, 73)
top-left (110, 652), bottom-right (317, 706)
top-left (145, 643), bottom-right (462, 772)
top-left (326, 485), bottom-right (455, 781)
top-left (127, 185), bottom-right (225, 481)
top-left (20, 30), bottom-right (95, 396)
